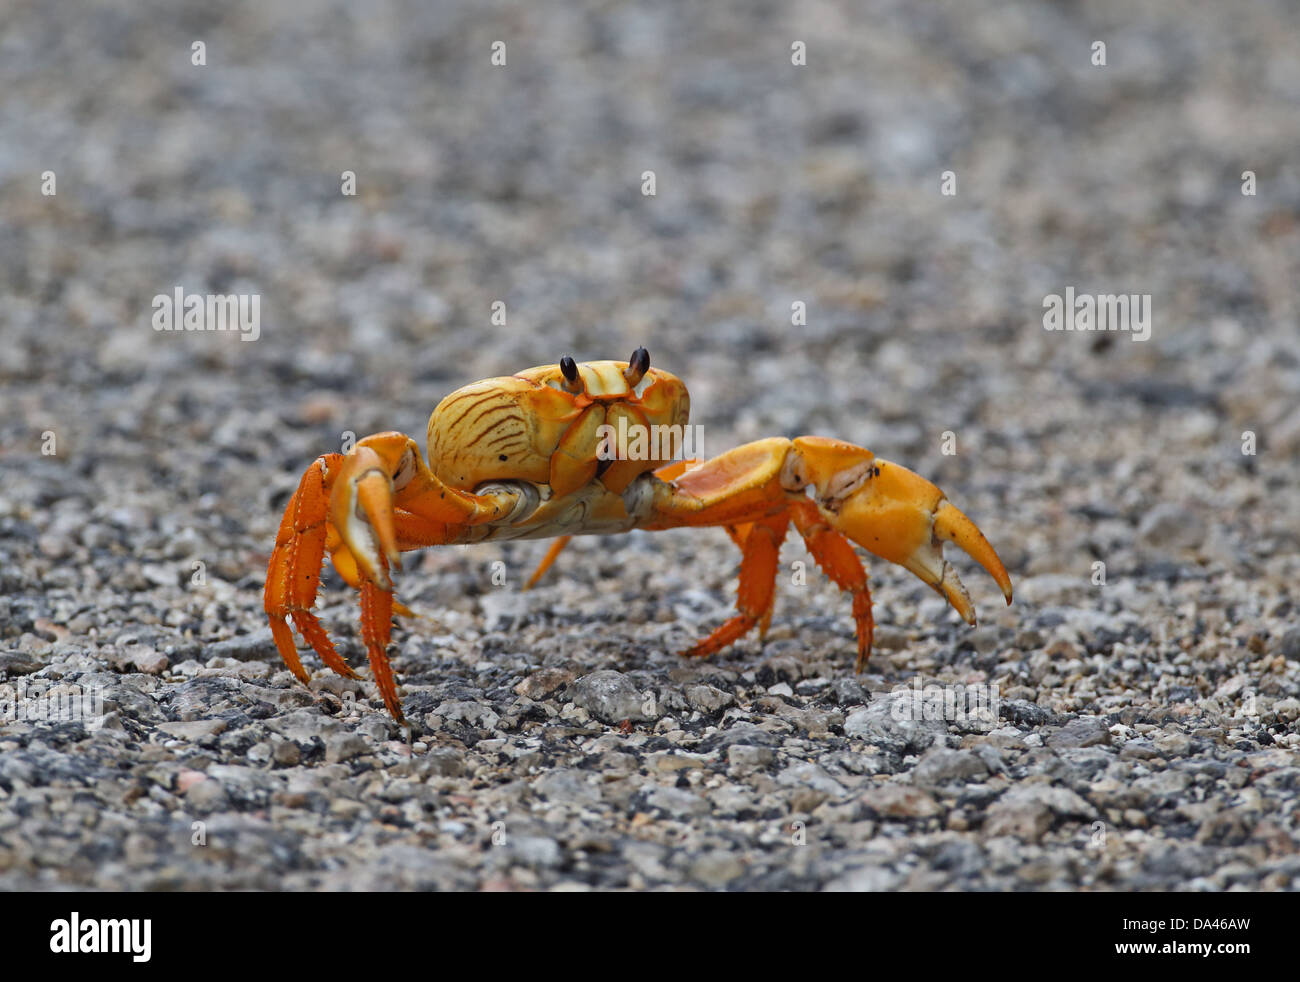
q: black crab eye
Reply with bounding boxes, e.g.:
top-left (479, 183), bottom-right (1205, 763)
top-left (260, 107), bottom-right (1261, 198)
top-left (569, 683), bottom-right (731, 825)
top-left (560, 356), bottom-right (579, 383)
top-left (624, 346), bottom-right (650, 385)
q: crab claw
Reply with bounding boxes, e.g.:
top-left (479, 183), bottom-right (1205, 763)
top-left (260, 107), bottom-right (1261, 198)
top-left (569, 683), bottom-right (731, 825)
top-left (329, 444), bottom-right (404, 590)
top-left (790, 437), bottom-right (1012, 623)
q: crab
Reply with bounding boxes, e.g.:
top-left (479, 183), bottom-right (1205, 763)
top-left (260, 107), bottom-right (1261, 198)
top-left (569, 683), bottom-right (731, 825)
top-left (264, 348), bottom-right (1012, 723)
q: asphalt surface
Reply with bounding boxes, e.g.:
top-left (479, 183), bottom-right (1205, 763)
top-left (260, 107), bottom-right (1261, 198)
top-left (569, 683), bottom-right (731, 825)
top-left (1, 0), bottom-right (1298, 890)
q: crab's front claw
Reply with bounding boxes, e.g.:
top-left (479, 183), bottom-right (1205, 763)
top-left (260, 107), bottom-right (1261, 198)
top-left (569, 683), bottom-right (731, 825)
top-left (323, 433), bottom-right (416, 724)
top-left (791, 436), bottom-right (1012, 624)
top-left (329, 441), bottom-right (407, 590)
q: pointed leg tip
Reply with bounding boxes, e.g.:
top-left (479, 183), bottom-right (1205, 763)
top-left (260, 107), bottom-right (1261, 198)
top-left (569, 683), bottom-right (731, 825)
top-left (680, 638), bottom-right (723, 660)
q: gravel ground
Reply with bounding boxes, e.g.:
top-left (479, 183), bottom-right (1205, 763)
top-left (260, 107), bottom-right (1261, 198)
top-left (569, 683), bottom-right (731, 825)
top-left (2, 0), bottom-right (1299, 891)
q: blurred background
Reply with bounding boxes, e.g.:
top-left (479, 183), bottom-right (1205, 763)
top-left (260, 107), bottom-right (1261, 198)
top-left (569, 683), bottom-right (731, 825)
top-left (0, 0), bottom-right (1298, 890)
top-left (4, 0), bottom-right (1298, 573)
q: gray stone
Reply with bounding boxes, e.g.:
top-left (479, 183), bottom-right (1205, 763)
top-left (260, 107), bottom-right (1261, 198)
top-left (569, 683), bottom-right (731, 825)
top-left (272, 740), bottom-right (301, 767)
top-left (1047, 717), bottom-right (1111, 749)
top-left (267, 708), bottom-right (343, 743)
top-left (324, 733), bottom-right (370, 764)
top-left (858, 784), bottom-right (942, 819)
top-left (422, 748), bottom-right (466, 778)
top-left (571, 671), bottom-right (650, 724)
top-left (844, 697), bottom-right (948, 754)
top-left (434, 700), bottom-right (500, 730)
top-left (644, 785), bottom-right (709, 818)
top-left (689, 851), bottom-right (744, 887)
top-left (984, 797), bottom-right (1052, 842)
top-left (509, 836), bottom-right (562, 870)
top-left (777, 761), bottom-right (847, 797)
top-left (514, 668), bottom-right (574, 700)
top-left (685, 683), bottom-right (734, 714)
top-left (701, 723), bottom-right (784, 751)
top-left (535, 768), bottom-right (601, 805)
top-left (1138, 504), bottom-right (1207, 551)
top-left (207, 629), bottom-right (278, 662)
top-left (0, 653), bottom-right (42, 675)
top-left (913, 748), bottom-right (989, 787)
top-left (184, 777), bottom-right (229, 813)
top-left (1002, 784), bottom-right (1097, 819)
top-left (159, 719), bottom-right (228, 741)
top-left (824, 866), bottom-right (905, 891)
top-left (726, 745), bottom-right (775, 770)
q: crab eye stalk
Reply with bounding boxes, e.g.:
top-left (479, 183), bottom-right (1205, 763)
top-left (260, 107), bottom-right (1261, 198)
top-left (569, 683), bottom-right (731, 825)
top-left (623, 346), bottom-right (650, 386)
top-left (559, 355), bottom-right (583, 392)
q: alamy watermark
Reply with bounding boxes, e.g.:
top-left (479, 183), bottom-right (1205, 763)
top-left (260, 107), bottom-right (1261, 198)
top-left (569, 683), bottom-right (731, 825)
top-left (1042, 288), bottom-right (1151, 342)
top-left (595, 417), bottom-right (705, 461)
top-left (0, 679), bottom-right (107, 728)
top-left (49, 912), bottom-right (151, 962)
top-left (889, 677), bottom-right (1000, 728)
top-left (151, 287), bottom-right (260, 341)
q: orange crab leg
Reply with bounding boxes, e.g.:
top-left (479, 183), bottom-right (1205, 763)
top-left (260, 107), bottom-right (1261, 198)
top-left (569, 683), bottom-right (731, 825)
top-left (264, 454), bottom-right (362, 683)
top-left (334, 439), bottom-right (531, 718)
top-left (789, 499), bottom-right (875, 671)
top-left (523, 535), bottom-right (572, 590)
top-left (327, 535), bottom-right (415, 617)
top-left (683, 513), bottom-right (788, 658)
top-left (719, 522), bottom-right (775, 638)
top-left (266, 432), bottom-right (530, 720)
top-left (360, 569), bottom-right (402, 722)
top-left (682, 504), bottom-right (876, 665)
